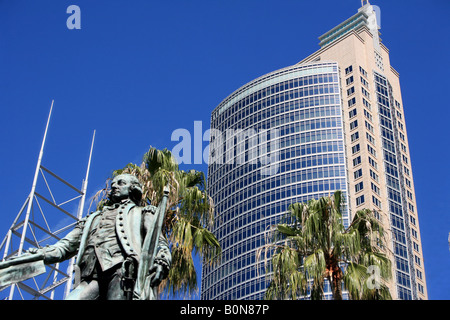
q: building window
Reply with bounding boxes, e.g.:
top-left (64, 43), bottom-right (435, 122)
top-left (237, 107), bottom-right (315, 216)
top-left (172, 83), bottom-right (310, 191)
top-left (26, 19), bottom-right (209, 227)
top-left (347, 86), bottom-right (355, 96)
top-left (405, 178), bottom-right (411, 188)
top-left (404, 167), bottom-right (410, 176)
top-left (362, 98), bottom-right (371, 110)
top-left (367, 144), bottom-right (377, 157)
top-left (351, 131), bottom-right (359, 142)
top-left (366, 132), bottom-right (375, 145)
top-left (360, 76), bottom-right (369, 87)
top-left (364, 109), bottom-right (373, 121)
top-left (348, 97), bottom-right (356, 107)
top-left (407, 190), bottom-right (413, 200)
top-left (372, 196), bottom-right (381, 208)
top-left (418, 284), bottom-right (424, 294)
top-left (370, 169), bottom-right (379, 182)
top-left (362, 87), bottom-right (370, 98)
top-left (352, 144), bottom-right (360, 154)
top-left (350, 120), bottom-right (358, 130)
top-left (365, 120), bottom-right (374, 133)
top-left (371, 182), bottom-right (380, 195)
top-left (417, 269), bottom-right (423, 280)
top-left (373, 210), bottom-right (380, 220)
top-left (345, 65), bottom-right (353, 75)
top-left (359, 66), bottom-right (368, 78)
top-left (349, 108), bottom-right (357, 118)
top-left (355, 181), bottom-right (364, 192)
top-left (356, 195), bottom-right (365, 206)
top-left (415, 255), bottom-right (421, 266)
top-left (354, 168), bottom-right (363, 179)
top-left (368, 156), bottom-right (378, 170)
top-left (402, 155), bottom-right (408, 164)
top-left (353, 156), bottom-right (361, 167)
top-left (398, 286), bottom-right (412, 300)
top-left (346, 76), bottom-right (354, 85)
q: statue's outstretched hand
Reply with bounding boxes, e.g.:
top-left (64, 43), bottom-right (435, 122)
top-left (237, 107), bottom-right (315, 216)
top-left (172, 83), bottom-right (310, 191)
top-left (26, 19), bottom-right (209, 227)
top-left (27, 247), bottom-right (40, 254)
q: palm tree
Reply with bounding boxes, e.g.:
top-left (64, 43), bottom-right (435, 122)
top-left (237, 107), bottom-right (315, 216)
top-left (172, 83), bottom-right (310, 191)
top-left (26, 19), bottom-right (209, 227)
top-left (260, 190), bottom-right (392, 300)
top-left (92, 147), bottom-right (221, 298)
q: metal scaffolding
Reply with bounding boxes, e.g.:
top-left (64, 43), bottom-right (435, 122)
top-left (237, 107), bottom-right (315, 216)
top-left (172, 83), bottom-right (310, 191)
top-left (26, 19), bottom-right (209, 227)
top-left (0, 101), bottom-right (95, 300)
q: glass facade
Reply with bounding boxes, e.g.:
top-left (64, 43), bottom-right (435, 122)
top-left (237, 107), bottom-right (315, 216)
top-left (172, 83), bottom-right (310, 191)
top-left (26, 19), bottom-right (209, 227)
top-left (201, 62), bottom-right (349, 300)
top-left (374, 72), bottom-right (417, 300)
top-left (200, 1), bottom-right (428, 301)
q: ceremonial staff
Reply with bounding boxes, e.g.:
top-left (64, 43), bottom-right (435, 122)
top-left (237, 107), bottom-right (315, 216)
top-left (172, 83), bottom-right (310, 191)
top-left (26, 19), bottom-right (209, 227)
top-left (134, 185), bottom-right (170, 300)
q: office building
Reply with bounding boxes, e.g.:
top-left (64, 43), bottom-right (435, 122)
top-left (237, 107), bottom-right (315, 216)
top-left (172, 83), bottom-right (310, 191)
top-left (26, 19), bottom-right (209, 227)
top-left (201, 1), bottom-right (427, 300)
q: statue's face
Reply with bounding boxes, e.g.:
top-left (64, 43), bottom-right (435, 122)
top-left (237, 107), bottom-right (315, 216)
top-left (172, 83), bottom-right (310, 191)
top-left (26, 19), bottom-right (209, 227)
top-left (110, 174), bottom-right (133, 203)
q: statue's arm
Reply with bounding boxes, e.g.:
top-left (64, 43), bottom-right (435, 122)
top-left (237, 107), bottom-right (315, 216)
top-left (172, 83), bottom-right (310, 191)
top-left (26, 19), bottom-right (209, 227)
top-left (32, 219), bottom-right (84, 264)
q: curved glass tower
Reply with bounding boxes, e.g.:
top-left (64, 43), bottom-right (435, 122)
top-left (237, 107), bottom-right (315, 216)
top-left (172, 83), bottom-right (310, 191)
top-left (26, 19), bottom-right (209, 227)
top-left (201, 61), bottom-right (349, 300)
top-left (202, 2), bottom-right (428, 300)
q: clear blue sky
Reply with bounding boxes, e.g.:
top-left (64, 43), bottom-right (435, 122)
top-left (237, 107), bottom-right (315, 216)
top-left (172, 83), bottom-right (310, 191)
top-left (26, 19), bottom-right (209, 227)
top-left (0, 0), bottom-right (448, 300)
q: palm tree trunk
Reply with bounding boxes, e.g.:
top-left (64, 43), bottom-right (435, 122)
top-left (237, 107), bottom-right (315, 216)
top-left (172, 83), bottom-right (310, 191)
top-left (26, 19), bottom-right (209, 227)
top-left (328, 268), bottom-right (343, 300)
top-left (332, 276), bottom-right (343, 300)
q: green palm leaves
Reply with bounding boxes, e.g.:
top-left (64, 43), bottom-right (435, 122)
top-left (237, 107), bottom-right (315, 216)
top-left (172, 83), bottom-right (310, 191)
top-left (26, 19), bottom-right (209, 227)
top-left (98, 147), bottom-right (221, 298)
top-left (262, 190), bottom-right (392, 300)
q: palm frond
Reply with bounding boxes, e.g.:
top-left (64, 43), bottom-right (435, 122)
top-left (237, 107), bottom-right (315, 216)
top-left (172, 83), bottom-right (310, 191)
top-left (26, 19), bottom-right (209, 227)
top-left (263, 190), bottom-right (393, 300)
top-left (94, 146), bottom-right (220, 299)
top-left (304, 249), bottom-right (326, 282)
top-left (342, 262), bottom-right (367, 299)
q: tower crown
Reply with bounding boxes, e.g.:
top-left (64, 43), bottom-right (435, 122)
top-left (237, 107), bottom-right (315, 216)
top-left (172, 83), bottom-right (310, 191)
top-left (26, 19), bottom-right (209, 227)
top-left (318, 1), bottom-right (380, 50)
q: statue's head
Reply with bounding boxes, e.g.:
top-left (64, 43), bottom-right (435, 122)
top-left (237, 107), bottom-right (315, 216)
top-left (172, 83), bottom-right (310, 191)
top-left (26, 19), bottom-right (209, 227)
top-left (108, 174), bottom-right (143, 205)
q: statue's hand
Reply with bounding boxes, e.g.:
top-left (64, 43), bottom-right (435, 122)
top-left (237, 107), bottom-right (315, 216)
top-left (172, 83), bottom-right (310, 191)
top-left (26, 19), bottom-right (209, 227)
top-left (142, 205), bottom-right (157, 214)
top-left (27, 247), bottom-right (42, 255)
top-left (149, 264), bottom-right (164, 287)
top-left (7, 247), bottom-right (44, 262)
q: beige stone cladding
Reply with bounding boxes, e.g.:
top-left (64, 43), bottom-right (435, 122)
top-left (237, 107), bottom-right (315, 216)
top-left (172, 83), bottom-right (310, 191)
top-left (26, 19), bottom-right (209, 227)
top-left (298, 22), bottom-right (427, 299)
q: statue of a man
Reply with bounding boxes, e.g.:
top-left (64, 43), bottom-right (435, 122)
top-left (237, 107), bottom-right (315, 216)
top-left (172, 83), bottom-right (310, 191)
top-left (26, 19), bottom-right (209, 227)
top-left (28, 174), bottom-right (171, 300)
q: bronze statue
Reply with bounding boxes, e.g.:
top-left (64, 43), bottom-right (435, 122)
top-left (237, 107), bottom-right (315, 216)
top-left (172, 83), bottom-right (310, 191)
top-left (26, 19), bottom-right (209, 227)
top-left (1, 174), bottom-right (171, 300)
